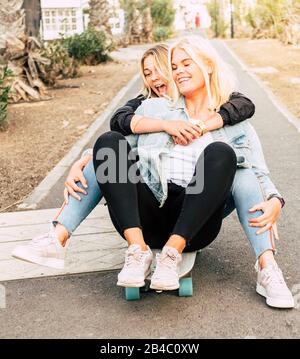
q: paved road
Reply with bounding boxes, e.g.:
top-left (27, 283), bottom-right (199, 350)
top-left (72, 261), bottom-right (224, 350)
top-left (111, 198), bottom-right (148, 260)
top-left (1, 40), bottom-right (299, 339)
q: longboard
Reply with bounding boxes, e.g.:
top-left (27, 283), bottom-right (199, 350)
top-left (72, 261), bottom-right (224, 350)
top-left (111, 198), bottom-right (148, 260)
top-left (124, 249), bottom-right (197, 301)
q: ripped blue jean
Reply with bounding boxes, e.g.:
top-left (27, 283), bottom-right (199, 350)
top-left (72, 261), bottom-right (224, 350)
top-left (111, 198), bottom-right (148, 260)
top-left (54, 161), bottom-right (275, 259)
top-left (223, 168), bottom-right (275, 259)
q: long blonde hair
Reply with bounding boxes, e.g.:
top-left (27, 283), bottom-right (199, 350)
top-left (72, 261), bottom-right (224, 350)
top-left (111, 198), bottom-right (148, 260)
top-left (140, 44), bottom-right (169, 98)
top-left (168, 36), bottom-right (237, 110)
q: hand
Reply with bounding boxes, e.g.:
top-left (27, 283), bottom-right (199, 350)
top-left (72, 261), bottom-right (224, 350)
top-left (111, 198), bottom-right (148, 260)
top-left (163, 120), bottom-right (203, 145)
top-left (64, 156), bottom-right (90, 203)
top-left (248, 197), bottom-right (282, 235)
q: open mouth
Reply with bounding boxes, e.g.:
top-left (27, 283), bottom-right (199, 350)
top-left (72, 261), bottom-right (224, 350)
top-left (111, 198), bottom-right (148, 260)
top-left (154, 84), bottom-right (167, 96)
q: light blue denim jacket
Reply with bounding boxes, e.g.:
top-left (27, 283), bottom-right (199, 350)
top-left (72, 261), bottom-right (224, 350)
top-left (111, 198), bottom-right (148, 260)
top-left (125, 96), bottom-right (281, 207)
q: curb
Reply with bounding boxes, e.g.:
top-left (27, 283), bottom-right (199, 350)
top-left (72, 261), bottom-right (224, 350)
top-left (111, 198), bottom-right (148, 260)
top-left (18, 73), bottom-right (141, 210)
top-left (221, 40), bottom-right (300, 133)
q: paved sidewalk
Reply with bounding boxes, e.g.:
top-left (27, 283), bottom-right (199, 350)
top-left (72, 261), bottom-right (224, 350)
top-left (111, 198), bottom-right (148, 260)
top-left (0, 40), bottom-right (299, 339)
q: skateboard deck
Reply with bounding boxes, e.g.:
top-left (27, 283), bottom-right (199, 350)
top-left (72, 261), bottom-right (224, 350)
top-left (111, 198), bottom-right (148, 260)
top-left (124, 250), bottom-right (197, 301)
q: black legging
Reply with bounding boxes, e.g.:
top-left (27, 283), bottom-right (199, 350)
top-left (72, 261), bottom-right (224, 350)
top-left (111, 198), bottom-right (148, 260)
top-left (93, 131), bottom-right (237, 252)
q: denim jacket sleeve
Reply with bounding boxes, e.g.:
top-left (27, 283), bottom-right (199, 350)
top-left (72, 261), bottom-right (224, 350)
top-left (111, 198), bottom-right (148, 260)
top-left (246, 123), bottom-right (282, 200)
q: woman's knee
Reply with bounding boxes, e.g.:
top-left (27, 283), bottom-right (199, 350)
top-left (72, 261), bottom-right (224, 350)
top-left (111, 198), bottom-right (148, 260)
top-left (205, 142), bottom-right (237, 170)
top-left (93, 131), bottom-right (125, 152)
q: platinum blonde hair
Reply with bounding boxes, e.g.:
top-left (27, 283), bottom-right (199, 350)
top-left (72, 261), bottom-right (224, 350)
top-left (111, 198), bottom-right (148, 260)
top-left (168, 36), bottom-right (237, 110)
top-left (140, 44), bottom-right (170, 98)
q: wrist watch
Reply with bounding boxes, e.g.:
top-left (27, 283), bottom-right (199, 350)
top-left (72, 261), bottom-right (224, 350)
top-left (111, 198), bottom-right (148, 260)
top-left (196, 120), bottom-right (209, 135)
top-left (268, 194), bottom-right (285, 208)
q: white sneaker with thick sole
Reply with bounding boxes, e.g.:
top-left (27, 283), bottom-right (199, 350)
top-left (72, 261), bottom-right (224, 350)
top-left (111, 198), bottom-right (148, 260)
top-left (117, 244), bottom-right (153, 287)
top-left (12, 226), bottom-right (67, 269)
top-left (256, 261), bottom-right (295, 309)
top-left (150, 246), bottom-right (182, 291)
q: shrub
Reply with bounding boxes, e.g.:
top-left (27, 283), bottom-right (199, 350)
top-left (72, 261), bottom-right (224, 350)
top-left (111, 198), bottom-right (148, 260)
top-left (63, 28), bottom-right (112, 65)
top-left (153, 26), bottom-right (171, 42)
top-left (207, 0), bottom-right (228, 38)
top-left (151, 0), bottom-right (175, 28)
top-left (0, 66), bottom-right (13, 129)
top-left (151, 0), bottom-right (175, 41)
top-left (40, 41), bottom-right (79, 85)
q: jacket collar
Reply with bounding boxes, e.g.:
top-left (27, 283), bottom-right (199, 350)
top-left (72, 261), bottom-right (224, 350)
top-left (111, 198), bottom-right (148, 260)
top-left (168, 95), bottom-right (186, 111)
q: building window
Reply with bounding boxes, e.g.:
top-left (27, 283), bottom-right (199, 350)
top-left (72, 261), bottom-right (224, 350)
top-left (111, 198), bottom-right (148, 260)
top-left (43, 7), bottom-right (79, 37)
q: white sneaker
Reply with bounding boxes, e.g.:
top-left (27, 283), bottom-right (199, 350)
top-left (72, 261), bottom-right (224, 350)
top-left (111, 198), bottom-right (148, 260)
top-left (150, 246), bottom-right (182, 291)
top-left (256, 261), bottom-right (295, 308)
top-left (117, 244), bottom-right (153, 287)
top-left (12, 226), bottom-right (67, 269)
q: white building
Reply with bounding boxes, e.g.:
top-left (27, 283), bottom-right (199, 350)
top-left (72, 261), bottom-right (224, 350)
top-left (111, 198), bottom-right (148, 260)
top-left (41, 0), bottom-right (124, 40)
top-left (108, 0), bottom-right (125, 35)
top-left (41, 0), bottom-right (86, 40)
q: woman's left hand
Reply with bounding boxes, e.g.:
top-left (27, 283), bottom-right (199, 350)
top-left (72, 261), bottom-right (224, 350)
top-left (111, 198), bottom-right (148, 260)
top-left (248, 197), bottom-right (282, 234)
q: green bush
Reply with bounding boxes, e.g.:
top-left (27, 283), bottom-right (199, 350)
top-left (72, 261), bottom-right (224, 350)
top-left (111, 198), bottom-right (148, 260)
top-left (207, 0), bottom-right (228, 38)
top-left (151, 0), bottom-right (175, 27)
top-left (63, 28), bottom-right (112, 65)
top-left (153, 26), bottom-right (171, 42)
top-left (41, 41), bottom-right (79, 85)
top-left (151, 0), bottom-right (175, 41)
top-left (0, 66), bottom-right (13, 129)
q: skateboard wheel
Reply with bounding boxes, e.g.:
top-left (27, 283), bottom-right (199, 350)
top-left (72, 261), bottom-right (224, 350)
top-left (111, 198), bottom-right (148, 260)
top-left (125, 287), bottom-right (140, 301)
top-left (179, 277), bottom-right (193, 297)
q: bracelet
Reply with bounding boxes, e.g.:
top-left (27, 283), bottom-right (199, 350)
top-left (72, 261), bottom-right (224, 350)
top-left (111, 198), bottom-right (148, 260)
top-left (268, 194), bottom-right (285, 208)
top-left (196, 120), bottom-right (209, 135)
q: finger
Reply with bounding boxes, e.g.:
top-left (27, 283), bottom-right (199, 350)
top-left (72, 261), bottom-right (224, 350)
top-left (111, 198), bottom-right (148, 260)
top-left (191, 125), bottom-right (203, 136)
top-left (249, 203), bottom-right (265, 212)
top-left (249, 214), bottom-right (268, 223)
top-left (181, 129), bottom-right (194, 142)
top-left (250, 219), bottom-right (270, 228)
top-left (78, 173), bottom-right (88, 189)
top-left (176, 132), bottom-right (188, 145)
top-left (185, 126), bottom-right (201, 138)
top-left (64, 188), bottom-right (69, 205)
top-left (69, 180), bottom-right (87, 195)
top-left (256, 222), bottom-right (273, 235)
top-left (65, 184), bottom-right (81, 201)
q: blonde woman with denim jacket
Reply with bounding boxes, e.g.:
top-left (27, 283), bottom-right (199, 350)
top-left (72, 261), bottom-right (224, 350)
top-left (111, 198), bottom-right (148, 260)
top-left (12, 43), bottom-right (254, 268)
top-left (93, 36), bottom-right (294, 308)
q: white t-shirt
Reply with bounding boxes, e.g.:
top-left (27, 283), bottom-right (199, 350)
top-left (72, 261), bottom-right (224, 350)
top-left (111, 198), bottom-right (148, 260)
top-left (163, 120), bottom-right (214, 187)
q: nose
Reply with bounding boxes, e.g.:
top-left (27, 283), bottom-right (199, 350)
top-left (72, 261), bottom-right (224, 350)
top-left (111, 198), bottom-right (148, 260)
top-left (151, 69), bottom-right (159, 81)
top-left (175, 66), bottom-right (184, 77)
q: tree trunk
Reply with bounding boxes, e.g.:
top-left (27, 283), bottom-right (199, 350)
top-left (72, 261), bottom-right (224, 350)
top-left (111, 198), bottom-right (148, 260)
top-left (0, 0), bottom-right (49, 102)
top-left (89, 0), bottom-right (112, 35)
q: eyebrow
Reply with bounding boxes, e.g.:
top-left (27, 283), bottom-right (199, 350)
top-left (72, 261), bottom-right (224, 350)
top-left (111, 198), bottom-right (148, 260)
top-left (171, 57), bottom-right (192, 65)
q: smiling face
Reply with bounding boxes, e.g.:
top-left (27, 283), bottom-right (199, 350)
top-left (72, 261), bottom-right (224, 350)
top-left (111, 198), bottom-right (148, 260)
top-left (143, 54), bottom-right (168, 97)
top-left (171, 47), bottom-right (207, 98)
